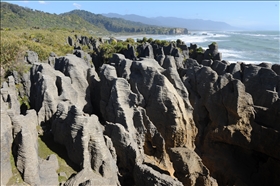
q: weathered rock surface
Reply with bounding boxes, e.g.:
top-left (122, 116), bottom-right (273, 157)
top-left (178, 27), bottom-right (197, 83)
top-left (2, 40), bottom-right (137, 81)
top-left (10, 110), bottom-right (40, 185)
top-left (25, 50), bottom-right (39, 64)
top-left (169, 147), bottom-right (217, 186)
top-left (0, 103), bottom-right (13, 185)
top-left (2, 38), bottom-right (279, 186)
top-left (180, 61), bottom-right (280, 185)
top-left (137, 42), bottom-right (154, 59)
top-left (39, 154), bottom-right (59, 185)
top-left (134, 163), bottom-right (183, 186)
top-left (52, 102), bottom-right (119, 185)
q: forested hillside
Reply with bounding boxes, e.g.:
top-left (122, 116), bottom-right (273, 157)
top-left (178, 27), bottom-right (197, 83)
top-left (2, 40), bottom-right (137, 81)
top-left (0, 2), bottom-right (106, 33)
top-left (1, 2), bottom-right (188, 35)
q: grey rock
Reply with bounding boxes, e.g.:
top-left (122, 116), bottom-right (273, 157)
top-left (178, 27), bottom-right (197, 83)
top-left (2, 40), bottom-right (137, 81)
top-left (64, 168), bottom-right (118, 186)
top-left (169, 147), bottom-right (218, 186)
top-left (0, 106), bottom-right (13, 185)
top-left (52, 102), bottom-right (119, 185)
top-left (272, 64), bottom-right (280, 75)
top-left (137, 42), bottom-right (154, 59)
top-left (30, 63), bottom-right (78, 125)
top-left (184, 58), bottom-right (199, 69)
top-left (73, 50), bottom-right (92, 67)
top-left (163, 43), bottom-right (176, 55)
top-left (156, 54), bottom-right (165, 66)
top-left (54, 55), bottom-right (93, 114)
top-left (257, 62), bottom-right (272, 69)
top-left (211, 60), bottom-right (228, 75)
top-left (25, 50), bottom-right (39, 64)
top-left (39, 154), bottom-right (59, 185)
top-left (109, 53), bottom-right (132, 79)
top-left (1, 76), bottom-right (21, 115)
top-left (242, 64), bottom-right (279, 107)
top-left (134, 164), bottom-right (183, 186)
top-left (128, 60), bottom-right (197, 149)
top-left (228, 62), bottom-right (242, 80)
top-left (204, 43), bottom-right (222, 61)
top-left (124, 44), bottom-right (137, 60)
top-left (10, 110), bottom-right (40, 185)
top-left (201, 59), bottom-right (213, 67)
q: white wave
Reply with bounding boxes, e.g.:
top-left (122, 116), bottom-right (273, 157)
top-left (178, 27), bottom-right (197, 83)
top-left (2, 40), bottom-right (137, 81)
top-left (234, 60), bottom-right (274, 64)
top-left (239, 33), bottom-right (267, 37)
top-left (218, 49), bottom-right (244, 59)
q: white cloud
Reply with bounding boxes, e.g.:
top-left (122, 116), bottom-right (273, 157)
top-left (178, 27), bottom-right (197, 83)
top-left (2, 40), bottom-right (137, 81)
top-left (38, 1), bottom-right (46, 4)
top-left (73, 3), bottom-right (81, 9)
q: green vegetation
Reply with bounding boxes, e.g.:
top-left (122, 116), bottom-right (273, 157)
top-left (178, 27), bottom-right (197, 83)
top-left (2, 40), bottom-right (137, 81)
top-left (0, 28), bottom-right (91, 82)
top-left (196, 47), bottom-right (204, 54)
top-left (38, 131), bottom-right (78, 183)
top-left (1, 2), bottom-right (187, 35)
top-left (153, 39), bottom-right (170, 46)
top-left (63, 10), bottom-right (183, 34)
top-left (7, 153), bottom-right (27, 185)
top-left (0, 2), bottom-right (106, 33)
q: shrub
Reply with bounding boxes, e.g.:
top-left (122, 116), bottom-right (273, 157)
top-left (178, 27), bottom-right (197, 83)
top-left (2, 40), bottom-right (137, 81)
top-left (125, 38), bottom-right (135, 43)
top-left (147, 38), bottom-right (153, 43)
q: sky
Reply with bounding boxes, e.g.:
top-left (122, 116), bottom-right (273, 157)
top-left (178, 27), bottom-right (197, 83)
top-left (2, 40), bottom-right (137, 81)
top-left (4, 1), bottom-right (280, 30)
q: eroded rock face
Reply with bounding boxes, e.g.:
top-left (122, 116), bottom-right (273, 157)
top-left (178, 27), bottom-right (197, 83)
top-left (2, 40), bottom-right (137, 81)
top-left (52, 102), bottom-right (119, 185)
top-left (30, 54), bottom-right (98, 126)
top-left (3, 44), bottom-right (279, 186)
top-left (133, 163), bottom-right (183, 186)
top-left (10, 110), bottom-right (40, 185)
top-left (98, 55), bottom-right (200, 185)
top-left (0, 104), bottom-right (13, 185)
top-left (169, 147), bottom-right (217, 186)
top-left (180, 62), bottom-right (280, 185)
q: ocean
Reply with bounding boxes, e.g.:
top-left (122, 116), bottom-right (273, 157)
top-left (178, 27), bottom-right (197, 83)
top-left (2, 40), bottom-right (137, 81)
top-left (116, 31), bottom-right (280, 64)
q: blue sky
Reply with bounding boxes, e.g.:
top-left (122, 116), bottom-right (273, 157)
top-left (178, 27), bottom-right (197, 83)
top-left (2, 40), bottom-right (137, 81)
top-left (5, 1), bottom-right (280, 30)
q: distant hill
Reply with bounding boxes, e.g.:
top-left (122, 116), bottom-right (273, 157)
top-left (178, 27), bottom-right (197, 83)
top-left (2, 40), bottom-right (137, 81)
top-left (1, 2), bottom-right (188, 35)
top-left (0, 2), bottom-right (106, 33)
top-left (62, 10), bottom-right (188, 34)
top-left (103, 13), bottom-right (237, 31)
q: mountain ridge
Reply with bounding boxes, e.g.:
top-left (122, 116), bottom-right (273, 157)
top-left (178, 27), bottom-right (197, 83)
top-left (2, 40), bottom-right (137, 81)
top-left (102, 13), bottom-right (238, 31)
top-left (0, 2), bottom-right (188, 35)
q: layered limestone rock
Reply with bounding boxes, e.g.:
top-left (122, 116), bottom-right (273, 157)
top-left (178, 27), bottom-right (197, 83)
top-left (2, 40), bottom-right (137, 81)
top-left (30, 54), bottom-right (97, 126)
top-left (99, 55), bottom-right (201, 184)
top-left (2, 43), bottom-right (279, 186)
top-left (180, 62), bottom-right (280, 185)
top-left (0, 101), bottom-right (13, 185)
top-left (52, 102), bottom-right (119, 185)
top-left (169, 147), bottom-right (218, 186)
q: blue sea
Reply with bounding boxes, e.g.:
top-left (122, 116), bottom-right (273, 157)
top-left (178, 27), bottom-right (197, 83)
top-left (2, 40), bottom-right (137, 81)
top-left (116, 31), bottom-right (280, 64)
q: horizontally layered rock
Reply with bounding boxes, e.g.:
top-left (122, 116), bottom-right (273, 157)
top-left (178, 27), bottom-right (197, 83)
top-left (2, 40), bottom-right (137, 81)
top-left (99, 54), bottom-right (206, 184)
top-left (2, 40), bottom-right (279, 186)
top-left (1, 76), bottom-right (59, 186)
top-left (0, 100), bottom-right (13, 185)
top-left (52, 102), bottom-right (119, 185)
top-left (181, 61), bottom-right (280, 185)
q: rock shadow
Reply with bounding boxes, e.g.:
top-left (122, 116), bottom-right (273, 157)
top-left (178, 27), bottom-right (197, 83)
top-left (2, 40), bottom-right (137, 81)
top-left (39, 132), bottom-right (80, 173)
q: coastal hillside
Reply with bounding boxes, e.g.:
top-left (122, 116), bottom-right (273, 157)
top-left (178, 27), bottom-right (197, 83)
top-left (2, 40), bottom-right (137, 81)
top-left (1, 31), bottom-right (280, 185)
top-left (63, 10), bottom-right (188, 34)
top-left (0, 2), bottom-right (188, 35)
top-left (0, 2), bottom-right (105, 33)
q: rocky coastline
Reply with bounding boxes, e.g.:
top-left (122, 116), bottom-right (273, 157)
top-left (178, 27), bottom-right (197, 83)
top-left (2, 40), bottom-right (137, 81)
top-left (1, 36), bottom-right (280, 186)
